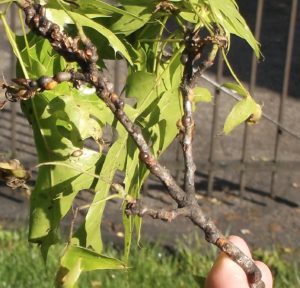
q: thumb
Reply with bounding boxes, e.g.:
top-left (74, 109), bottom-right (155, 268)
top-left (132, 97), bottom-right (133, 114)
top-left (205, 235), bottom-right (273, 288)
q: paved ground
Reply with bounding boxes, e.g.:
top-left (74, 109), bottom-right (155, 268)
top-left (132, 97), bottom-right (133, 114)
top-left (0, 0), bottom-right (300, 261)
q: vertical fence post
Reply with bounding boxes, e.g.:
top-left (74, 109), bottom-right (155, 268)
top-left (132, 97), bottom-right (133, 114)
top-left (207, 53), bottom-right (223, 195)
top-left (239, 0), bottom-right (265, 196)
top-left (10, 6), bottom-right (17, 158)
top-left (271, 0), bottom-right (298, 196)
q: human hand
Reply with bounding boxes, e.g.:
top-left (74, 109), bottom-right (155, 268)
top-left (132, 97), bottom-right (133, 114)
top-left (205, 235), bottom-right (273, 288)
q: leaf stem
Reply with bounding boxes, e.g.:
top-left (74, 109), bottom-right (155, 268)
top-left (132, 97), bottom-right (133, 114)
top-left (0, 12), bottom-right (29, 78)
top-left (222, 49), bottom-right (249, 97)
top-left (18, 7), bottom-right (31, 67)
top-left (153, 16), bottom-right (168, 73)
top-left (34, 161), bottom-right (113, 185)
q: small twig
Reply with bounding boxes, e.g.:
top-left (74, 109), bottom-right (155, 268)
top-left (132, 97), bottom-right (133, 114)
top-left (179, 29), bottom-right (224, 202)
top-left (14, 3), bottom-right (265, 287)
top-left (126, 200), bottom-right (264, 288)
top-left (125, 200), bottom-right (190, 221)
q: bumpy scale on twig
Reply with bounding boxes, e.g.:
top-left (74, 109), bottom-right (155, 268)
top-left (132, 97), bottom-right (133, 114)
top-left (10, 2), bottom-right (265, 287)
top-left (179, 28), bottom-right (226, 201)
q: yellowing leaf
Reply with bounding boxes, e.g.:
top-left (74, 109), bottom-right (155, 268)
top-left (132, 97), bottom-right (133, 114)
top-left (223, 96), bottom-right (257, 134)
top-left (207, 0), bottom-right (261, 58)
top-left (0, 160), bottom-right (30, 179)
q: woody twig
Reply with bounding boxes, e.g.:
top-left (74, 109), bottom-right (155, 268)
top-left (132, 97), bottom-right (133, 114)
top-left (6, 2), bottom-right (265, 287)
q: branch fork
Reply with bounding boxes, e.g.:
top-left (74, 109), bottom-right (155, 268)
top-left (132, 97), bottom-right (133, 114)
top-left (5, 2), bottom-right (265, 287)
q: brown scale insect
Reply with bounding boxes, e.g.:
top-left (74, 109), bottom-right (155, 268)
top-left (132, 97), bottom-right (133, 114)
top-left (24, 6), bottom-right (36, 25)
top-left (139, 151), bottom-right (156, 167)
top-left (116, 99), bottom-right (125, 110)
top-left (109, 93), bottom-right (119, 104)
top-left (71, 150), bottom-right (83, 157)
top-left (32, 14), bottom-right (40, 29)
top-left (85, 48), bottom-right (93, 58)
top-left (116, 109), bottom-right (124, 117)
top-left (54, 72), bottom-right (72, 83)
top-left (29, 80), bottom-right (38, 89)
top-left (37, 76), bottom-right (57, 90)
top-left (180, 53), bottom-right (189, 65)
top-left (150, 165), bottom-right (160, 173)
top-left (39, 18), bottom-right (52, 36)
top-left (139, 151), bottom-right (150, 162)
top-left (182, 116), bottom-right (192, 127)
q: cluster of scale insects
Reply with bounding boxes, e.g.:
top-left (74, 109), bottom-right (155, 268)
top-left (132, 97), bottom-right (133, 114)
top-left (2, 72), bottom-right (73, 102)
top-left (23, 3), bottom-right (98, 67)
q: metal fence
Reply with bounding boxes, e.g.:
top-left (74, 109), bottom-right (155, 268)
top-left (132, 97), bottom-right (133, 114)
top-left (1, 0), bottom-right (300, 200)
top-left (203, 0), bottom-right (300, 198)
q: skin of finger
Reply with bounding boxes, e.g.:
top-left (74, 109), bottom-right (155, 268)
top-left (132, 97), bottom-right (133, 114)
top-left (255, 261), bottom-right (273, 288)
top-left (205, 236), bottom-right (273, 288)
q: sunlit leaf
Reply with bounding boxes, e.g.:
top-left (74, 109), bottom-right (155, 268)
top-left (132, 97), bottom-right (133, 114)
top-left (207, 0), bottom-right (260, 57)
top-left (193, 87), bottom-right (213, 103)
top-left (56, 245), bottom-right (126, 288)
top-left (222, 82), bottom-right (249, 97)
top-left (223, 96), bottom-right (257, 134)
top-left (0, 159), bottom-right (30, 179)
top-left (109, 1), bottom-right (154, 35)
top-left (67, 11), bottom-right (133, 64)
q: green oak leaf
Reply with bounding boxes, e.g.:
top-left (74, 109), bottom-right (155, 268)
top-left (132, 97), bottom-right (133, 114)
top-left (223, 96), bottom-right (257, 134)
top-left (193, 87), bottom-right (213, 103)
top-left (222, 82), bottom-right (249, 98)
top-left (56, 245), bottom-right (126, 288)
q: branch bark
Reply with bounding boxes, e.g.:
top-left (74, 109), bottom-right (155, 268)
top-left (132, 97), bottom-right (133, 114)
top-left (179, 29), bottom-right (224, 203)
top-left (8, 2), bottom-right (265, 287)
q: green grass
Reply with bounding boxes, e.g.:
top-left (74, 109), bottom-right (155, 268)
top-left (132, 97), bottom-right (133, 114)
top-left (0, 229), bottom-right (299, 288)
